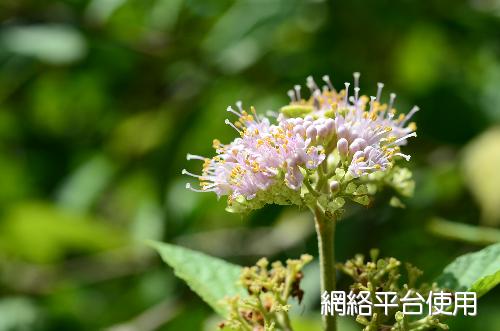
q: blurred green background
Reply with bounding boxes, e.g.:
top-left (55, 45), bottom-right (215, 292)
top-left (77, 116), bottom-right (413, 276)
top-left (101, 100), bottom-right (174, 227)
top-left (0, 0), bottom-right (499, 330)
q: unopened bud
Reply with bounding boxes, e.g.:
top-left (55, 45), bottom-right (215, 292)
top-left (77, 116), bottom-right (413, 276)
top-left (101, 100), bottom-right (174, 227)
top-left (293, 124), bottom-right (306, 137)
top-left (349, 138), bottom-right (366, 154)
top-left (306, 126), bottom-right (317, 140)
top-left (330, 180), bottom-right (340, 193)
top-left (337, 138), bottom-right (349, 158)
top-left (317, 125), bottom-right (328, 139)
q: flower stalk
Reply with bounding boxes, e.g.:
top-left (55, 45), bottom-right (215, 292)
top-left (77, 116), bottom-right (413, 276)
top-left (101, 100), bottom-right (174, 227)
top-left (313, 204), bottom-right (337, 331)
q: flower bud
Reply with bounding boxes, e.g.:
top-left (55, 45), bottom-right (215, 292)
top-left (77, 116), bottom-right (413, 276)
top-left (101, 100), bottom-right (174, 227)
top-left (293, 124), bottom-right (306, 137)
top-left (317, 125), bottom-right (328, 139)
top-left (349, 138), bottom-right (366, 154)
top-left (306, 126), bottom-right (317, 140)
top-left (336, 125), bottom-right (347, 139)
top-left (330, 180), bottom-right (340, 193)
top-left (337, 138), bottom-right (349, 158)
top-left (324, 118), bottom-right (334, 132)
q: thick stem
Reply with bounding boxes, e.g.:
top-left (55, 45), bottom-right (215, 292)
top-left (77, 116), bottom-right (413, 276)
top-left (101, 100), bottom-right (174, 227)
top-left (313, 206), bottom-right (337, 331)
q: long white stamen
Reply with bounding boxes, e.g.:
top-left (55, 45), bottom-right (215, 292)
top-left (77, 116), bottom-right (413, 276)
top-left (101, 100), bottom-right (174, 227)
top-left (287, 90), bottom-right (296, 102)
top-left (401, 106), bottom-right (420, 125)
top-left (322, 75), bottom-right (334, 91)
top-left (354, 87), bottom-right (360, 103)
top-left (249, 106), bottom-right (261, 123)
top-left (390, 132), bottom-right (417, 145)
top-left (182, 169), bottom-right (205, 179)
top-left (294, 85), bottom-right (301, 100)
top-left (388, 93), bottom-right (396, 112)
top-left (394, 153), bottom-right (411, 161)
top-left (225, 119), bottom-right (242, 134)
top-left (359, 166), bottom-right (378, 170)
top-left (344, 82), bottom-right (350, 106)
top-left (353, 72), bottom-right (360, 89)
top-left (313, 89), bottom-right (321, 109)
top-left (187, 154), bottom-right (206, 161)
top-left (186, 183), bottom-right (207, 192)
top-left (376, 83), bottom-right (384, 102)
top-left (306, 76), bottom-right (319, 92)
top-left (235, 101), bottom-right (243, 112)
top-left (227, 106), bottom-right (240, 117)
top-left (369, 96), bottom-right (376, 112)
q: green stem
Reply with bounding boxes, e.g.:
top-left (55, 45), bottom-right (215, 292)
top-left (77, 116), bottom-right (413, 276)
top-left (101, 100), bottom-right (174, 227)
top-left (313, 205), bottom-right (337, 331)
top-left (281, 312), bottom-right (293, 331)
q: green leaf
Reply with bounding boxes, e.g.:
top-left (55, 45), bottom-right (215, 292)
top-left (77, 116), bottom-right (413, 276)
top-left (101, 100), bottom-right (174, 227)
top-left (0, 201), bottom-right (128, 263)
top-left (149, 241), bottom-right (246, 317)
top-left (436, 242), bottom-right (500, 297)
top-left (0, 297), bottom-right (40, 331)
top-left (1, 24), bottom-right (86, 64)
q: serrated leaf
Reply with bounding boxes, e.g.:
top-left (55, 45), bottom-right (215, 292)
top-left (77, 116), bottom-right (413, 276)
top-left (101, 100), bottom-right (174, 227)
top-left (436, 242), bottom-right (500, 297)
top-left (354, 184), bottom-right (368, 195)
top-left (352, 195), bottom-right (370, 206)
top-left (345, 182), bottom-right (356, 194)
top-left (149, 241), bottom-right (246, 317)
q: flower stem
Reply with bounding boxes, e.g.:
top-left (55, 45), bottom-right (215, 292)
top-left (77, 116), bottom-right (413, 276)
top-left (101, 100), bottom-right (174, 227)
top-left (313, 205), bottom-right (337, 331)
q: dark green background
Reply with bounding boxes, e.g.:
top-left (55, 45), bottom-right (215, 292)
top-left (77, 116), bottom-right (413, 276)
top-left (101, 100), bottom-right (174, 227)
top-left (0, 0), bottom-right (499, 330)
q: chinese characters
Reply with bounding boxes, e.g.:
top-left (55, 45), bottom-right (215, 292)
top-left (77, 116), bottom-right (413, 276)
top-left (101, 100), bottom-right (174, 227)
top-left (320, 291), bottom-right (476, 317)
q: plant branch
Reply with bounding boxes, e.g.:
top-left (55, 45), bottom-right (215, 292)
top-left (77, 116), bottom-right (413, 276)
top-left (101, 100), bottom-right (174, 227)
top-left (312, 204), bottom-right (337, 331)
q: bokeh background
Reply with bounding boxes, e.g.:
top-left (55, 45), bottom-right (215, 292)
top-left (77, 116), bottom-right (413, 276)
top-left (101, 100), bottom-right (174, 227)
top-left (0, 0), bottom-right (499, 330)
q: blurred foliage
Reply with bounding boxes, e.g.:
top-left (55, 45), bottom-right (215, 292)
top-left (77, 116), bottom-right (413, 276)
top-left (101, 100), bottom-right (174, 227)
top-left (0, 0), bottom-right (499, 330)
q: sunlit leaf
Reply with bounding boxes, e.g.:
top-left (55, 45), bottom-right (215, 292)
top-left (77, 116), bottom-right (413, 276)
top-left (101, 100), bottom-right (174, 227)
top-left (395, 24), bottom-right (448, 93)
top-left (108, 110), bottom-right (171, 157)
top-left (462, 127), bottom-right (500, 226)
top-left (0, 297), bottom-right (41, 331)
top-left (1, 25), bottom-right (87, 64)
top-left (0, 202), bottom-right (128, 263)
top-left (149, 241), bottom-right (245, 317)
top-left (57, 155), bottom-right (116, 213)
top-left (436, 243), bottom-right (500, 297)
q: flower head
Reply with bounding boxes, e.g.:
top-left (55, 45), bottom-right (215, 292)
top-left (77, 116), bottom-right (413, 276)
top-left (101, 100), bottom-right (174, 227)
top-left (184, 102), bottom-right (325, 205)
top-left (185, 73), bottom-right (418, 212)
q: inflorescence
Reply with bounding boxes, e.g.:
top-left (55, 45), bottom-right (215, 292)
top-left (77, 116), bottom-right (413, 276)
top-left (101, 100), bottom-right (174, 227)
top-left (184, 73), bottom-right (418, 213)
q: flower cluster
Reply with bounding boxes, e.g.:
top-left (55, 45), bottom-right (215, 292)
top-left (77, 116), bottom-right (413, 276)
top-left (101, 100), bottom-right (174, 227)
top-left (337, 250), bottom-right (449, 331)
top-left (184, 73), bottom-right (418, 212)
top-left (184, 104), bottom-right (325, 200)
top-left (219, 255), bottom-right (312, 331)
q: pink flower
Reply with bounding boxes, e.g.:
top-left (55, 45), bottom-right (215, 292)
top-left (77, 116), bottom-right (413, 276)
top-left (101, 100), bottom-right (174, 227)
top-left (184, 102), bottom-right (325, 201)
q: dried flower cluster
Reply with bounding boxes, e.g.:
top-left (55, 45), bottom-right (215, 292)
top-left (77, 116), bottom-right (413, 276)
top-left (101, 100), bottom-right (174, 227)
top-left (220, 255), bottom-right (312, 331)
top-left (338, 250), bottom-right (449, 331)
top-left (184, 73), bottom-right (418, 213)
